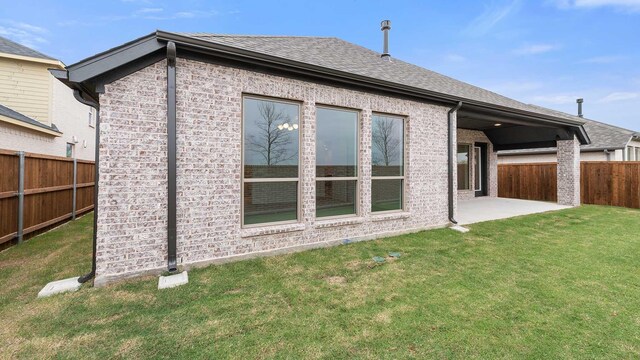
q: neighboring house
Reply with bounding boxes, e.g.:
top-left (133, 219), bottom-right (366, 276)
top-left (0, 36), bottom-right (95, 160)
top-left (54, 29), bottom-right (590, 285)
top-left (499, 105), bottom-right (640, 163)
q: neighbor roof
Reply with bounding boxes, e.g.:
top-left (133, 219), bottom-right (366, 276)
top-left (0, 36), bottom-right (56, 61)
top-left (0, 103), bottom-right (61, 133)
top-left (500, 105), bottom-right (637, 155)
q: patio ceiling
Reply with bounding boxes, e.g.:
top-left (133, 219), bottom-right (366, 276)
top-left (457, 106), bottom-right (585, 151)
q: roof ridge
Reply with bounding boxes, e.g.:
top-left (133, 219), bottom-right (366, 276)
top-left (181, 33), bottom-right (337, 39)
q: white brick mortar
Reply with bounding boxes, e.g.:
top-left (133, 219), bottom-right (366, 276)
top-left (95, 57), bottom-right (457, 284)
top-left (557, 135), bottom-right (581, 206)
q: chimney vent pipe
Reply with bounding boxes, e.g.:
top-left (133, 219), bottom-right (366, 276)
top-left (577, 98), bottom-right (584, 118)
top-left (381, 20), bottom-right (391, 59)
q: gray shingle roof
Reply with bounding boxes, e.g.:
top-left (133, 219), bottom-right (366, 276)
top-left (0, 104), bottom-right (60, 133)
top-left (0, 35), bottom-right (55, 60)
top-left (499, 105), bottom-right (637, 155)
top-left (178, 33), bottom-right (586, 124)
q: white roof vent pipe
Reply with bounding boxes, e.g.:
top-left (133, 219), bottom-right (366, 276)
top-left (381, 20), bottom-right (391, 60)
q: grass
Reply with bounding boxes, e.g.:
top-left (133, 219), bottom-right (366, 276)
top-left (1, 205), bottom-right (639, 359)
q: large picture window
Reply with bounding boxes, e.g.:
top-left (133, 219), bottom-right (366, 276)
top-left (316, 107), bottom-right (358, 218)
top-left (371, 114), bottom-right (405, 212)
top-left (457, 144), bottom-right (470, 190)
top-left (242, 96), bottom-right (300, 226)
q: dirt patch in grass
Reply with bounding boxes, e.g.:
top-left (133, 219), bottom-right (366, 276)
top-left (115, 337), bottom-right (143, 357)
top-left (345, 259), bottom-right (366, 271)
top-left (374, 309), bottom-right (393, 324)
top-left (224, 287), bottom-right (244, 295)
top-left (325, 276), bottom-right (347, 285)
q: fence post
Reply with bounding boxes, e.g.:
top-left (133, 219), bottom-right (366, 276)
top-left (17, 151), bottom-right (25, 244)
top-left (72, 157), bottom-right (77, 220)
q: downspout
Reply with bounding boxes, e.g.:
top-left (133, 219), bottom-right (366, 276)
top-left (448, 101), bottom-right (463, 224)
top-left (166, 42), bottom-right (178, 272)
top-left (73, 90), bottom-right (99, 284)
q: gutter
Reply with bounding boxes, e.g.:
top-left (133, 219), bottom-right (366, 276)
top-left (58, 30), bottom-right (590, 143)
top-left (448, 101), bottom-right (463, 225)
top-left (72, 89), bottom-right (99, 284)
top-left (154, 31), bottom-right (590, 144)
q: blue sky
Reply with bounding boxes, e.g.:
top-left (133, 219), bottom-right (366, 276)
top-left (2, 0), bottom-right (639, 130)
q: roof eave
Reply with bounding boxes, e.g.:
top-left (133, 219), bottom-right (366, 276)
top-left (59, 30), bottom-right (591, 144)
top-left (498, 146), bottom-right (625, 156)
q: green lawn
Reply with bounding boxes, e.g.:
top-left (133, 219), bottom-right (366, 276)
top-left (1, 206), bottom-right (639, 359)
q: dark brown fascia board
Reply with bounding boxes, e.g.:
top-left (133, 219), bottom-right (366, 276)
top-left (50, 68), bottom-right (100, 104)
top-left (498, 146), bottom-right (625, 156)
top-left (66, 33), bottom-right (164, 83)
top-left (156, 32), bottom-right (582, 124)
top-left (155, 31), bottom-right (589, 144)
top-left (59, 29), bottom-right (590, 144)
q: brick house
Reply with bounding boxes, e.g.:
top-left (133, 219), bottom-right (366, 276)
top-left (54, 29), bottom-right (589, 285)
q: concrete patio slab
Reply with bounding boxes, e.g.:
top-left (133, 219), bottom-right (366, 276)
top-left (458, 197), bottom-right (571, 225)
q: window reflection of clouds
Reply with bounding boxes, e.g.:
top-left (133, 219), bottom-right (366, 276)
top-left (316, 108), bottom-right (358, 167)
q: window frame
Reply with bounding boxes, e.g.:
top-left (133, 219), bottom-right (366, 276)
top-left (241, 94), bottom-right (303, 228)
top-left (315, 104), bottom-right (361, 220)
top-left (371, 113), bottom-right (406, 214)
top-left (473, 145), bottom-right (482, 192)
top-left (66, 142), bottom-right (74, 158)
top-left (457, 143), bottom-right (471, 191)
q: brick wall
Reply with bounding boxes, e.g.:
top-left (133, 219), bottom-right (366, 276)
top-left (557, 135), bottom-right (581, 206)
top-left (455, 129), bottom-right (498, 202)
top-left (95, 57), bottom-right (452, 285)
top-left (96, 60), bottom-right (168, 281)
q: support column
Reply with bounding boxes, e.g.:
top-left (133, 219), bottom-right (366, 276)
top-left (557, 135), bottom-right (581, 206)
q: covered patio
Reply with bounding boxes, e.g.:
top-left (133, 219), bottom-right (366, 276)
top-left (457, 197), bottom-right (571, 225)
top-left (451, 103), bottom-right (589, 226)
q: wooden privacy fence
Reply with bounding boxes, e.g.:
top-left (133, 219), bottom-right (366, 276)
top-left (0, 149), bottom-right (95, 249)
top-left (498, 162), bottom-right (558, 202)
top-left (498, 162), bottom-right (640, 209)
